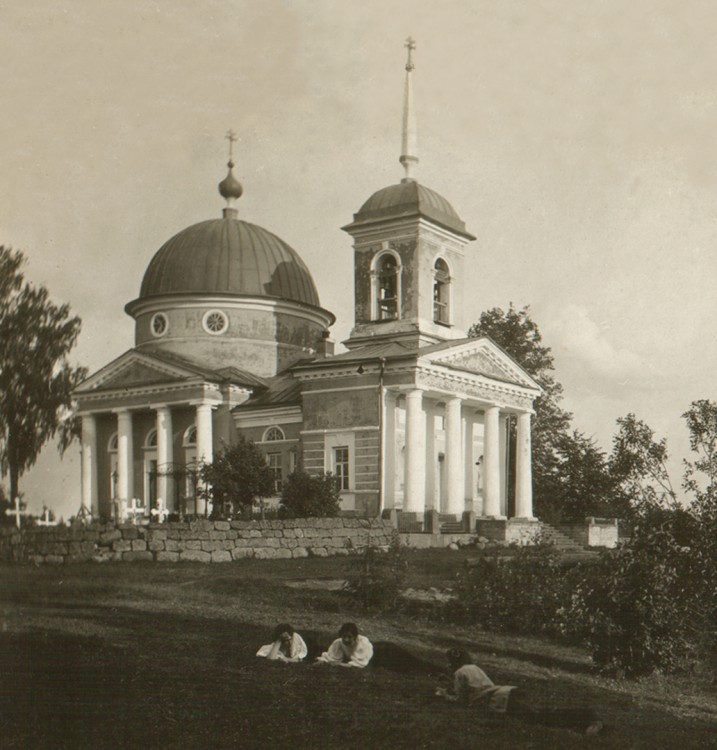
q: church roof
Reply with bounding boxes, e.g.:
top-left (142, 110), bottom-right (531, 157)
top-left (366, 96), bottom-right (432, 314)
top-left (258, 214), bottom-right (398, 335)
top-left (291, 337), bottom-right (541, 391)
top-left (232, 371), bottom-right (302, 410)
top-left (136, 218), bottom-right (322, 308)
top-left (75, 347), bottom-right (267, 394)
top-left (343, 180), bottom-right (475, 240)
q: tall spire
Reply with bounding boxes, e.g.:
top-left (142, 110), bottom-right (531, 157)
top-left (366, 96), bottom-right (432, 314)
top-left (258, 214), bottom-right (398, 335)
top-left (399, 37), bottom-right (418, 182)
top-left (218, 129), bottom-right (243, 218)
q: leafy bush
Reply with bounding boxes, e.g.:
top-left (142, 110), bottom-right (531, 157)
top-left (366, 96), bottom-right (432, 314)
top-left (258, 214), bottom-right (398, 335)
top-left (452, 544), bottom-right (579, 638)
top-left (201, 438), bottom-right (274, 516)
top-left (566, 507), bottom-right (700, 676)
top-left (279, 471), bottom-right (341, 517)
top-left (344, 532), bottom-right (408, 611)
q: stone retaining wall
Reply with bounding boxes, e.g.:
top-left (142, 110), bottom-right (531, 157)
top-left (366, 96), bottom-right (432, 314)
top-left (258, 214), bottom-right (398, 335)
top-left (555, 517), bottom-right (619, 549)
top-left (0, 518), bottom-right (396, 564)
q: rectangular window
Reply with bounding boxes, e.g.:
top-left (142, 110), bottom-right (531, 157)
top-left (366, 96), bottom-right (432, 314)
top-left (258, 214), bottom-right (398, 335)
top-left (267, 453), bottom-right (283, 494)
top-left (333, 446), bottom-right (350, 491)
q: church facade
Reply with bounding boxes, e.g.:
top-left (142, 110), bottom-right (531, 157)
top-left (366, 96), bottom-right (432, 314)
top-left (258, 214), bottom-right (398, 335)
top-left (74, 43), bottom-right (541, 529)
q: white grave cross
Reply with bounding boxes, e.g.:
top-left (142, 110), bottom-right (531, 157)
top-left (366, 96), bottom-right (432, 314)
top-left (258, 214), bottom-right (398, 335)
top-left (4, 497), bottom-right (22, 528)
top-left (127, 497), bottom-right (145, 525)
top-left (150, 498), bottom-right (169, 524)
top-left (37, 507), bottom-right (58, 527)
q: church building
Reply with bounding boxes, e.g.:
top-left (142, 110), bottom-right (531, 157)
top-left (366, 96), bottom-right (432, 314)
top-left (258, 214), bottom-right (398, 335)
top-left (74, 41), bottom-right (541, 531)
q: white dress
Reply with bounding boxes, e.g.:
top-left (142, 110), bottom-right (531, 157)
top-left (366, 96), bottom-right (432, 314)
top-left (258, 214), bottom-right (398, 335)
top-left (256, 632), bottom-right (308, 662)
top-left (316, 635), bottom-right (373, 667)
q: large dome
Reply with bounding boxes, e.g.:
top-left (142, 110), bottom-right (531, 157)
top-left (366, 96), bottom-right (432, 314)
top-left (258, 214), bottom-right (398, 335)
top-left (345, 180), bottom-right (475, 239)
top-left (138, 218), bottom-right (321, 308)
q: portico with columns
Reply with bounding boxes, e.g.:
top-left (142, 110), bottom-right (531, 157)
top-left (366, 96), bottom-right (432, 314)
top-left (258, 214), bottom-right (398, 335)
top-left (74, 348), bottom-right (255, 520)
top-left (293, 335), bottom-right (540, 528)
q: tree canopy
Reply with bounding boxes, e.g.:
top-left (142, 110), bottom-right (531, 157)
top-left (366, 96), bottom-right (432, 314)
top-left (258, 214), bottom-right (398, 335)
top-left (469, 304), bottom-right (626, 521)
top-left (201, 438), bottom-right (275, 515)
top-left (0, 246), bottom-right (87, 501)
top-left (280, 471), bottom-right (341, 518)
top-left (609, 412), bottom-right (676, 507)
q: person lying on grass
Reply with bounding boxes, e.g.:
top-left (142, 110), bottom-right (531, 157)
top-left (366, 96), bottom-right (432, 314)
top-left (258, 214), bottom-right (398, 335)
top-left (435, 648), bottom-right (604, 736)
top-left (256, 623), bottom-right (308, 662)
top-left (315, 622), bottom-right (373, 668)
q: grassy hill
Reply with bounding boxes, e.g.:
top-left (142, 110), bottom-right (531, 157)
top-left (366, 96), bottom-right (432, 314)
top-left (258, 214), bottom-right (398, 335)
top-left (1, 551), bottom-right (715, 748)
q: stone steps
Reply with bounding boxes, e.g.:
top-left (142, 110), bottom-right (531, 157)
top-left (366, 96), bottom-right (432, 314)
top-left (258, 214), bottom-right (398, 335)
top-left (539, 522), bottom-right (585, 552)
top-left (438, 514), bottom-right (464, 534)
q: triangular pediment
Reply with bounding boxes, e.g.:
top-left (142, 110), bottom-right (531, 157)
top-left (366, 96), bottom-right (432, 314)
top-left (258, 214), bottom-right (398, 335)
top-left (425, 338), bottom-right (541, 391)
top-left (75, 349), bottom-right (205, 394)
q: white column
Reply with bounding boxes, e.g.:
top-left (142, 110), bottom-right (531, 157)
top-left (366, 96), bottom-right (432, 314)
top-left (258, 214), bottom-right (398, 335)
top-left (463, 411), bottom-right (475, 505)
top-left (155, 406), bottom-right (173, 510)
top-left (116, 409), bottom-right (133, 503)
top-left (515, 411), bottom-right (534, 518)
top-left (445, 397), bottom-right (464, 517)
top-left (382, 391), bottom-right (397, 510)
top-left (483, 405), bottom-right (502, 517)
top-left (195, 403), bottom-right (214, 516)
top-left (196, 403), bottom-right (214, 464)
top-left (424, 401), bottom-right (437, 510)
top-left (499, 414), bottom-right (509, 516)
top-left (80, 414), bottom-right (98, 514)
top-left (404, 389), bottom-right (426, 514)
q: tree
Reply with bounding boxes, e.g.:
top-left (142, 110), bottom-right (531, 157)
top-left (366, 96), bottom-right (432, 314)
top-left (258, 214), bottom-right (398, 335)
top-left (280, 471), bottom-right (341, 517)
top-left (609, 412), bottom-right (677, 508)
top-left (201, 438), bottom-right (275, 516)
top-left (682, 399), bottom-right (717, 505)
top-left (0, 247), bottom-right (87, 501)
top-left (574, 404), bottom-right (717, 674)
top-left (681, 400), bottom-right (717, 664)
top-left (469, 304), bottom-right (622, 521)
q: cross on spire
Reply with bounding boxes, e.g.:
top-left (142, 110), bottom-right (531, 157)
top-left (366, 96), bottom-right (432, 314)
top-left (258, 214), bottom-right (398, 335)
top-left (400, 37), bottom-right (418, 180)
top-left (404, 37), bottom-right (416, 72)
top-left (225, 129), bottom-right (237, 164)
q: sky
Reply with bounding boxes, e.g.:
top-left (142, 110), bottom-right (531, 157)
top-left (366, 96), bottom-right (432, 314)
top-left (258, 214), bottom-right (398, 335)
top-left (2, 0), bottom-right (716, 520)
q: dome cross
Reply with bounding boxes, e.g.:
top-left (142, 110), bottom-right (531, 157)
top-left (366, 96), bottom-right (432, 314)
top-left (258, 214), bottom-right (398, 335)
top-left (219, 129), bottom-right (243, 215)
top-left (400, 37), bottom-right (419, 181)
top-left (225, 129), bottom-right (237, 165)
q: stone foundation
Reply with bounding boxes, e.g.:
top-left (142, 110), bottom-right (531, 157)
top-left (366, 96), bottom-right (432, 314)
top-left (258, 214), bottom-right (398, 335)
top-left (474, 517), bottom-right (540, 545)
top-left (0, 518), bottom-right (395, 564)
top-left (554, 517), bottom-right (619, 549)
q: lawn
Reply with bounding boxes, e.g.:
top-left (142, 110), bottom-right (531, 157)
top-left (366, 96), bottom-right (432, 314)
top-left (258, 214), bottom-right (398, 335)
top-left (1, 551), bottom-right (716, 749)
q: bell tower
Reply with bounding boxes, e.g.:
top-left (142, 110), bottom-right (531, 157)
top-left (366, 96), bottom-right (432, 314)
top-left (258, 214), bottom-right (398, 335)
top-left (342, 38), bottom-right (476, 351)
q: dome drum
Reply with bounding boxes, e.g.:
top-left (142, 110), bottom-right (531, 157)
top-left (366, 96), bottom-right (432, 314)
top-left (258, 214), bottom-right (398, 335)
top-left (130, 296), bottom-right (333, 378)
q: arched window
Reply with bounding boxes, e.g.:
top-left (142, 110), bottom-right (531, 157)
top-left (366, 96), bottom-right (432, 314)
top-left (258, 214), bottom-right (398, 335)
top-left (373, 253), bottom-right (400, 321)
top-left (263, 426), bottom-right (285, 442)
top-left (144, 429), bottom-right (158, 449)
top-left (183, 425), bottom-right (197, 447)
top-left (433, 258), bottom-right (451, 325)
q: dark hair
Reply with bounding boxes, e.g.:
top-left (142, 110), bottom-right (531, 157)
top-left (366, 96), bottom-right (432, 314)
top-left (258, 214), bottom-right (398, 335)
top-left (338, 622), bottom-right (359, 638)
top-left (272, 623), bottom-right (295, 640)
top-left (446, 648), bottom-right (473, 668)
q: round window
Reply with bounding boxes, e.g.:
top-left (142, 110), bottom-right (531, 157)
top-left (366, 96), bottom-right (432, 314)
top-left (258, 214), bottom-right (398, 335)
top-left (202, 309), bottom-right (228, 335)
top-left (150, 313), bottom-right (168, 337)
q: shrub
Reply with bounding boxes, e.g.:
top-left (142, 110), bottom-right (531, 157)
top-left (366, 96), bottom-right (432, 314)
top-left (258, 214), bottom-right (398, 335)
top-left (344, 532), bottom-right (408, 611)
top-left (567, 506), bottom-right (701, 676)
top-left (452, 544), bottom-right (578, 638)
top-left (201, 438), bottom-right (274, 516)
top-left (279, 471), bottom-right (341, 517)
